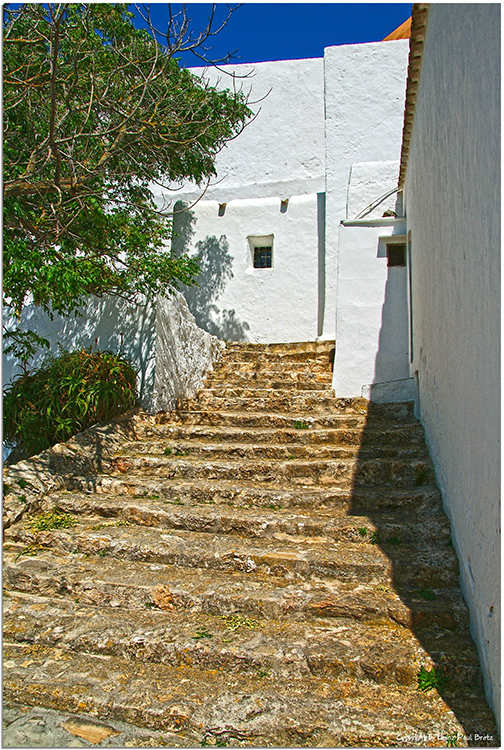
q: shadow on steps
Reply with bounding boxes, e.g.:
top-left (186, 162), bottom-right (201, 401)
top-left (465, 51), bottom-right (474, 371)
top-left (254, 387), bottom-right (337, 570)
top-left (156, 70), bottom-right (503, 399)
top-left (347, 400), bottom-right (498, 747)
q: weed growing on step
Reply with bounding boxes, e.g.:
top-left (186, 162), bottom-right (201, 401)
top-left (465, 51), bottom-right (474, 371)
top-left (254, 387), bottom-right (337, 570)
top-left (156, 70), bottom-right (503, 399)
top-left (98, 549), bottom-right (107, 557)
top-left (164, 447), bottom-right (172, 455)
top-left (192, 629), bottom-right (213, 639)
top-left (29, 511), bottom-right (76, 531)
top-left (15, 543), bottom-right (42, 561)
top-left (255, 668), bottom-right (270, 679)
top-left (221, 614), bottom-right (257, 632)
top-left (358, 527), bottom-right (368, 537)
top-left (387, 536), bottom-right (401, 545)
top-left (417, 665), bottom-right (449, 693)
top-left (417, 588), bottom-right (437, 601)
top-left (369, 531), bottom-right (380, 544)
top-left (415, 466), bottom-right (430, 486)
top-left (294, 421), bottom-right (310, 430)
top-left (287, 455), bottom-right (295, 460)
top-left (16, 478), bottom-right (28, 489)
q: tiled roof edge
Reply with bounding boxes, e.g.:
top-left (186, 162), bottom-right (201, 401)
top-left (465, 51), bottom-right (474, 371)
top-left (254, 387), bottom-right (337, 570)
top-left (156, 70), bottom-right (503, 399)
top-left (398, 4), bottom-right (430, 190)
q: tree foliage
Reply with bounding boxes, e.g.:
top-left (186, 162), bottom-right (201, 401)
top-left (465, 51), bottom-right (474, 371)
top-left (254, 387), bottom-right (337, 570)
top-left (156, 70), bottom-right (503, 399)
top-left (3, 3), bottom-right (251, 356)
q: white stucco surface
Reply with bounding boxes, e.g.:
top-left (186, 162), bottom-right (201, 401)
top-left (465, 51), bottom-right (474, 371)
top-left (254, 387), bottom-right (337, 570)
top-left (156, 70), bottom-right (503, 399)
top-left (171, 194), bottom-right (321, 343)
top-left (153, 293), bottom-right (223, 411)
top-left (324, 40), bottom-right (409, 340)
top-left (162, 46), bottom-right (408, 345)
top-left (403, 4), bottom-right (500, 726)
top-left (154, 57), bottom-right (325, 205)
top-left (333, 161), bottom-right (410, 400)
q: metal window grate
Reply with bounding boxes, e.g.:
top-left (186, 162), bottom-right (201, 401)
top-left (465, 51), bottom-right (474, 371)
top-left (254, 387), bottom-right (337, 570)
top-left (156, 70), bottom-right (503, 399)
top-left (253, 246), bottom-right (272, 268)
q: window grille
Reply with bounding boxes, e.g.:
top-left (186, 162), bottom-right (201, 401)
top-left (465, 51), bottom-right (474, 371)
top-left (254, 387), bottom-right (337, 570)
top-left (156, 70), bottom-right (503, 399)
top-left (253, 246), bottom-right (272, 268)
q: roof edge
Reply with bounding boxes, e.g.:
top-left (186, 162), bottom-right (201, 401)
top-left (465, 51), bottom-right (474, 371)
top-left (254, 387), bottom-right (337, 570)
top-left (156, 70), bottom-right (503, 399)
top-left (398, 4), bottom-right (430, 190)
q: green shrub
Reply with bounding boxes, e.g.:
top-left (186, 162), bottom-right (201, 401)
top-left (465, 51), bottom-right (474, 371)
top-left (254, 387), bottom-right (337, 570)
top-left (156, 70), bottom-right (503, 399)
top-left (4, 348), bottom-right (137, 457)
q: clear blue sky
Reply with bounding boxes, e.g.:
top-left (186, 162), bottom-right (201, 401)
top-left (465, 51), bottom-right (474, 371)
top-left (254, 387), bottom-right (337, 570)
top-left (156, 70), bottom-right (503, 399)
top-left (133, 3), bottom-right (412, 66)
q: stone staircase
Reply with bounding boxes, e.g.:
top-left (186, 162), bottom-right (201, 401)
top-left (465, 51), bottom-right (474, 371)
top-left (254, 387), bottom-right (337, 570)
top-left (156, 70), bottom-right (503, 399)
top-left (3, 341), bottom-right (498, 747)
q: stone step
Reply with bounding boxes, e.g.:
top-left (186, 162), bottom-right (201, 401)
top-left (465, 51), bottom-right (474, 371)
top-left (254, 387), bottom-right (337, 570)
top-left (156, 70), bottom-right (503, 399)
top-left (3, 590), bottom-right (482, 690)
top-left (206, 371), bottom-right (333, 387)
top-left (222, 341), bottom-right (336, 354)
top-left (32, 491), bottom-right (452, 547)
top-left (154, 408), bottom-right (416, 430)
top-left (179, 394), bottom-right (341, 414)
top-left (6, 639), bottom-right (492, 748)
top-left (220, 346), bottom-right (335, 364)
top-left (133, 422), bottom-right (427, 448)
top-left (196, 386), bottom-right (336, 399)
top-left (5, 511), bottom-right (459, 589)
top-left (216, 359), bottom-right (334, 376)
top-left (103, 454), bottom-right (435, 490)
top-left (118, 439), bottom-right (429, 462)
top-left (3, 547), bottom-right (468, 631)
top-left (5, 518), bottom-right (395, 584)
top-left (69, 476), bottom-right (444, 515)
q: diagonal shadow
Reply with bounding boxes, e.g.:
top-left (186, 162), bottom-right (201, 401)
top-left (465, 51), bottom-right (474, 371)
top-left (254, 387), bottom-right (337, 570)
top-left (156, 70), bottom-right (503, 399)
top-left (171, 201), bottom-right (250, 342)
top-left (346, 407), bottom-right (499, 744)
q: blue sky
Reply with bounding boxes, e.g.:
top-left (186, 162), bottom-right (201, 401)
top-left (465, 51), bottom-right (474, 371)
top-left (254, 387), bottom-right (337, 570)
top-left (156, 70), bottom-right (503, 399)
top-left (133, 3), bottom-right (412, 66)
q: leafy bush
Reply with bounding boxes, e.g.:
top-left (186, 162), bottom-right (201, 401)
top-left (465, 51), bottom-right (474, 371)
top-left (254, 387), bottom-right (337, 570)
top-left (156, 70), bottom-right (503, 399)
top-left (4, 348), bottom-right (137, 457)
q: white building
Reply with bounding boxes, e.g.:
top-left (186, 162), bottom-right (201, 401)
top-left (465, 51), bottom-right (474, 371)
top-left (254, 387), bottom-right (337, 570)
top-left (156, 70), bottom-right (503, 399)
top-left (3, 6), bottom-right (500, 725)
top-left (398, 3), bottom-right (500, 727)
top-left (162, 38), bottom-right (412, 408)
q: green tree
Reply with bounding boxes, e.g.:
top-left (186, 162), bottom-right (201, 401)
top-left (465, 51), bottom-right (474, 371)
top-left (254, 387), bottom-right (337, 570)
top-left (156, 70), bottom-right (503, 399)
top-left (3, 3), bottom-right (251, 362)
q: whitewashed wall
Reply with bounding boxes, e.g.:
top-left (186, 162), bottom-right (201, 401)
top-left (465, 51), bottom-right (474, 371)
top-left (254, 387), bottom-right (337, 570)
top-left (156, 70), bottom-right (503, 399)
top-left (170, 194), bottom-right (321, 343)
top-left (324, 39), bottom-right (409, 341)
top-left (403, 4), bottom-right (500, 726)
top-left (333, 160), bottom-right (413, 401)
top-left (159, 46), bottom-right (408, 345)
top-left (154, 57), bottom-right (326, 343)
top-left (156, 58), bottom-right (326, 204)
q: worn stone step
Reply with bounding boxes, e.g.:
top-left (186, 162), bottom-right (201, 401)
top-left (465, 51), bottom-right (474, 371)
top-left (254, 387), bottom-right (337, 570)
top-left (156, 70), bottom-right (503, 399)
top-left (220, 347), bottom-right (334, 364)
top-left (6, 510), bottom-right (459, 590)
top-left (179, 394), bottom-right (343, 414)
top-left (154, 408), bottom-right (416, 431)
top-left (133, 421), bottom-right (427, 448)
top-left (118, 438), bottom-right (428, 462)
top-left (206, 371), bottom-right (333, 388)
top-left (69, 475), bottom-right (444, 515)
top-left (103, 454), bottom-right (435, 490)
top-left (3, 547), bottom-right (468, 631)
top-left (31, 491), bottom-right (452, 547)
top-left (196, 386), bottom-right (336, 399)
top-left (5, 518), bottom-right (395, 584)
top-left (3, 590), bottom-right (482, 690)
top-left (222, 341), bottom-right (336, 354)
top-left (6, 639), bottom-right (493, 748)
top-left (216, 360), bottom-right (334, 377)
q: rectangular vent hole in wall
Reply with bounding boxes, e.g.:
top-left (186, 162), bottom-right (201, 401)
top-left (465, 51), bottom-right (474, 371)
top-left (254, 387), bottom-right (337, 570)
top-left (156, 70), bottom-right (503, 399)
top-left (248, 235), bottom-right (274, 269)
top-left (387, 243), bottom-right (406, 267)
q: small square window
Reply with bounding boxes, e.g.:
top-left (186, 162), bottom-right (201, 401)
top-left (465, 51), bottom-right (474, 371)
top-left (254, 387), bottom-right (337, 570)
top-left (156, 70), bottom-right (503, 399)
top-left (253, 246), bottom-right (272, 268)
top-left (248, 234), bottom-right (274, 269)
top-left (387, 243), bottom-right (406, 267)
